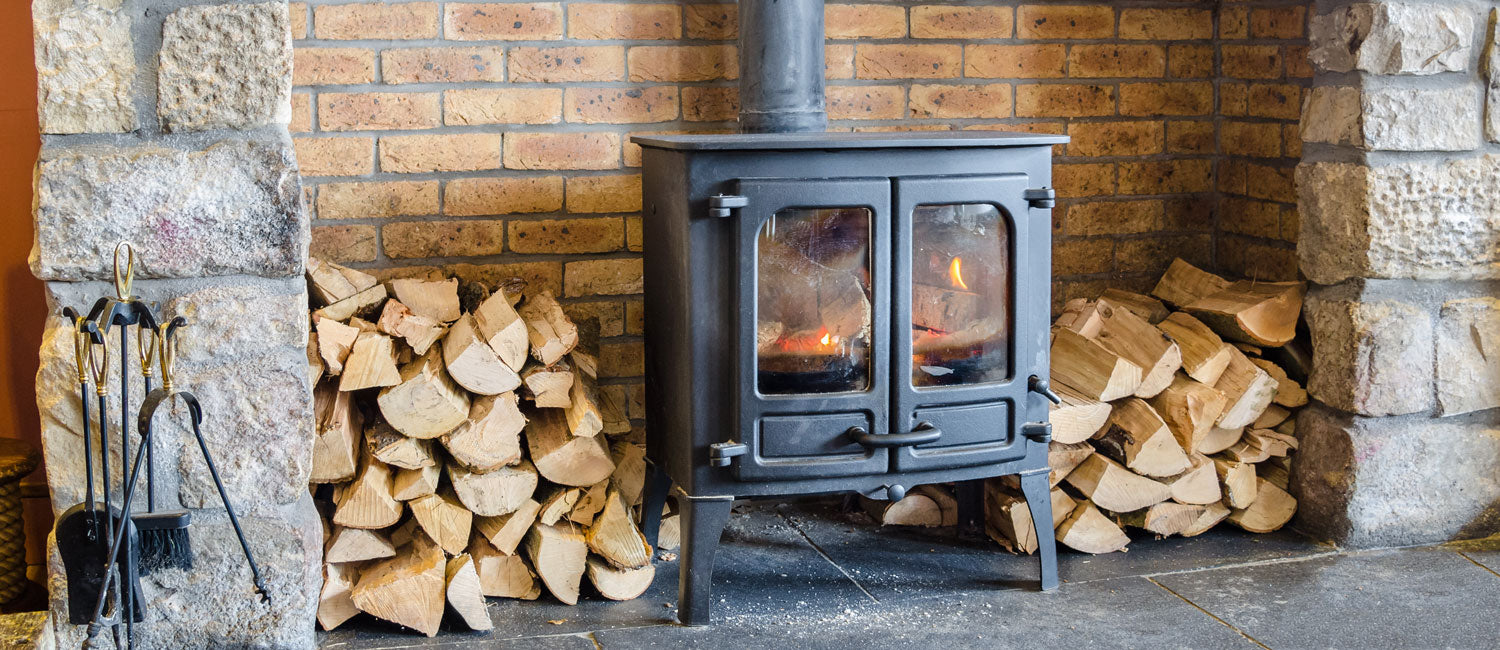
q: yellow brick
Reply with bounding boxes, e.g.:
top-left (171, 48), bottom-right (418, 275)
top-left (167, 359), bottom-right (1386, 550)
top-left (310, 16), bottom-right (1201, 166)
top-left (565, 87), bottom-right (679, 124)
top-left (910, 6), bottom-right (1012, 39)
top-left (628, 45), bottom-right (737, 82)
top-left (383, 220), bottom-right (506, 259)
top-left (1118, 82), bottom-right (1213, 116)
top-left (1053, 163), bottom-right (1115, 199)
top-left (626, 215), bottom-right (643, 252)
top-left (826, 45), bottom-right (856, 80)
top-left (1065, 199), bottom-right (1163, 236)
top-left (445, 176), bottom-right (564, 216)
top-left (825, 4), bottom-right (907, 39)
top-left (1166, 121), bottom-right (1215, 154)
top-left (289, 93), bottom-right (312, 133)
top-left (1067, 45), bottom-right (1166, 78)
top-left (1219, 7), bottom-right (1249, 39)
top-left (1247, 84), bottom-right (1303, 120)
top-left (1053, 237), bottom-right (1114, 275)
top-left (1119, 8), bottom-right (1212, 40)
top-left (292, 48), bottom-right (374, 86)
top-left (1169, 45), bottom-right (1213, 79)
top-left (1017, 5), bottom-right (1113, 39)
top-left (1222, 45), bottom-right (1283, 80)
top-left (318, 92), bottom-right (440, 131)
top-left (1067, 121), bottom-right (1163, 157)
top-left (625, 300), bottom-right (644, 334)
top-left (683, 86), bottom-right (738, 122)
top-left (509, 217), bottom-right (625, 253)
top-left (289, 2), bottom-right (308, 39)
top-left (293, 136), bottom-right (373, 176)
top-left (504, 132), bottom-right (622, 170)
top-left (965, 44), bottom-right (1066, 79)
top-left (382, 46), bottom-right (504, 84)
top-left (314, 2), bottom-right (438, 40)
top-left (908, 84), bottom-right (1012, 119)
top-left (1251, 7), bottom-right (1305, 39)
top-left (686, 4), bottom-right (736, 39)
top-left (566, 175), bottom-right (643, 213)
top-left (599, 341), bottom-right (644, 378)
top-left (310, 225), bottom-right (376, 263)
top-left (509, 46), bottom-right (624, 82)
top-left (1016, 84), bottom-right (1114, 117)
top-left (568, 3), bottom-right (681, 39)
top-left (562, 301), bottom-right (626, 337)
top-left (317, 180), bottom-right (439, 219)
top-left (445, 3), bottom-right (563, 41)
top-left (826, 85), bottom-right (905, 120)
top-left (1220, 121), bottom-right (1283, 158)
top-left (565, 259), bottom-right (643, 297)
top-left (444, 88), bottom-right (563, 125)
top-left (855, 44), bottom-right (960, 79)
top-left (379, 134), bottom-right (502, 173)
top-left (1117, 159), bottom-right (1214, 195)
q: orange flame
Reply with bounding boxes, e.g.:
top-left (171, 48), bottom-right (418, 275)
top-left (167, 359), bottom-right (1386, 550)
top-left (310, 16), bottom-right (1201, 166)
top-left (820, 330), bottom-right (831, 346)
top-left (949, 256), bottom-right (969, 290)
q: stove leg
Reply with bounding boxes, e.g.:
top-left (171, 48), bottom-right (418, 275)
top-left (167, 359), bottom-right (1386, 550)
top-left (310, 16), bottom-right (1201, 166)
top-left (677, 495), bottom-right (734, 626)
top-left (641, 461), bottom-right (672, 548)
top-left (1017, 470), bottom-right (1059, 591)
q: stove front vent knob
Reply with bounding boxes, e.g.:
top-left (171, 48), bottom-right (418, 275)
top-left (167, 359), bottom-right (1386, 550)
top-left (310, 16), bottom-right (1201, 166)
top-left (883, 485), bottom-right (907, 501)
top-left (1028, 376), bottom-right (1062, 405)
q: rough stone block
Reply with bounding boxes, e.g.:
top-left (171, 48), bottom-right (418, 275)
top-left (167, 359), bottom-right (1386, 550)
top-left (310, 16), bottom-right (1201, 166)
top-left (1304, 293), bottom-right (1433, 417)
top-left (1487, 9), bottom-right (1500, 143)
top-left (1361, 84), bottom-right (1482, 151)
top-left (1299, 86), bottom-right (1362, 146)
top-left (1310, 3), bottom-right (1474, 75)
top-left (1436, 297), bottom-right (1500, 416)
top-left (1291, 404), bottom-right (1500, 548)
top-left (1297, 156), bottom-right (1500, 284)
top-left (46, 497), bottom-right (320, 649)
top-left (158, 2), bottom-right (293, 132)
top-left (31, 138), bottom-right (307, 281)
top-left (36, 277), bottom-right (313, 516)
top-left (32, 0), bottom-right (137, 133)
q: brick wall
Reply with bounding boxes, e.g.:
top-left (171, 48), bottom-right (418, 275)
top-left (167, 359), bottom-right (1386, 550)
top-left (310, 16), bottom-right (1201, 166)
top-left (288, 0), bottom-right (1310, 400)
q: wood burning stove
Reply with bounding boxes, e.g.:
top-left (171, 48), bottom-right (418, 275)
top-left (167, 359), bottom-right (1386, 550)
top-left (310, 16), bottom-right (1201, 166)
top-left (635, 131), bottom-right (1068, 624)
top-left (632, 0), bottom-right (1068, 625)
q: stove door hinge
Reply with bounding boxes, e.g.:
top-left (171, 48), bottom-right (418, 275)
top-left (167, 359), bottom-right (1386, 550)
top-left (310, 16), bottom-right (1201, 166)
top-left (708, 441), bottom-right (748, 467)
top-left (707, 194), bottom-right (749, 218)
top-left (1024, 187), bottom-right (1056, 209)
top-left (1021, 422), bottom-right (1052, 444)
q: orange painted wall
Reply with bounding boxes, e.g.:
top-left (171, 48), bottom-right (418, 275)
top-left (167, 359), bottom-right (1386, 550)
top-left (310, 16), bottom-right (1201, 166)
top-left (0, 2), bottom-right (47, 568)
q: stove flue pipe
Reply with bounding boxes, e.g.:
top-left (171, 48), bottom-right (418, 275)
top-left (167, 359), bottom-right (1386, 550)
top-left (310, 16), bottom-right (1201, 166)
top-left (738, 0), bottom-right (827, 133)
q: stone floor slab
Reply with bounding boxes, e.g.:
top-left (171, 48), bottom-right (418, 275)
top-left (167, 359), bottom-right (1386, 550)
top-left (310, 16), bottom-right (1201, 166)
top-left (1154, 547), bottom-right (1500, 649)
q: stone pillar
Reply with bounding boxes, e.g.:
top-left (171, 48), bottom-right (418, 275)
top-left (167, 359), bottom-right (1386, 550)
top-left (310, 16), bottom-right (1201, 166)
top-left (31, 2), bottom-right (317, 647)
top-left (1293, 2), bottom-right (1500, 547)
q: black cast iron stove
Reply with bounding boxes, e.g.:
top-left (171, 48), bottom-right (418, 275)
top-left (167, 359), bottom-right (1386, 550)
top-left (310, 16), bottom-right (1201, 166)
top-left (633, 0), bottom-right (1067, 625)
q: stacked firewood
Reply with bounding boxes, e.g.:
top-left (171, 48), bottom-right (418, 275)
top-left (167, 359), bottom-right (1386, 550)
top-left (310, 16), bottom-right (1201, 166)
top-left (303, 258), bottom-right (651, 636)
top-left (986, 259), bottom-right (1308, 554)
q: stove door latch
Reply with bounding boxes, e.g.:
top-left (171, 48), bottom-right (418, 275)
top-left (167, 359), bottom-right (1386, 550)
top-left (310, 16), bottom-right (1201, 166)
top-left (1021, 422), bottom-right (1053, 444)
top-left (1024, 187), bottom-right (1056, 209)
top-left (707, 194), bottom-right (749, 218)
top-left (709, 441), bottom-right (748, 467)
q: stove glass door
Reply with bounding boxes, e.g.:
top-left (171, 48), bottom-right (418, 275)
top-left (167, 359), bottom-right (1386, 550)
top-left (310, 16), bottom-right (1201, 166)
top-left (910, 202), bottom-right (1011, 387)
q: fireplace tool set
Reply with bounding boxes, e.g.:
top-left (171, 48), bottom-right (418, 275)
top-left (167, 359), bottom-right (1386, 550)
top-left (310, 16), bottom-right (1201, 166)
top-left (55, 244), bottom-right (268, 649)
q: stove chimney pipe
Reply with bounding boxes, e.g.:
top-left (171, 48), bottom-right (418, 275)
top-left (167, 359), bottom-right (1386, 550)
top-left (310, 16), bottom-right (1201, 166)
top-left (738, 0), bottom-right (827, 133)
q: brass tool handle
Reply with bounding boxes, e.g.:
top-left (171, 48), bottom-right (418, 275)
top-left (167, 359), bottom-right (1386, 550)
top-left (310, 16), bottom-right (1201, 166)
top-left (113, 242), bottom-right (135, 300)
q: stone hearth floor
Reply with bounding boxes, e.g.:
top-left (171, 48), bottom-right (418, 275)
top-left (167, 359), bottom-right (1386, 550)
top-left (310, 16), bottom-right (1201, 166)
top-left (321, 500), bottom-right (1500, 649)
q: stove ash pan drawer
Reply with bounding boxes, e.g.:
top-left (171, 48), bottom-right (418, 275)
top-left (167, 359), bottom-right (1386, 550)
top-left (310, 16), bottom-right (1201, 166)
top-left (737, 412), bottom-right (888, 481)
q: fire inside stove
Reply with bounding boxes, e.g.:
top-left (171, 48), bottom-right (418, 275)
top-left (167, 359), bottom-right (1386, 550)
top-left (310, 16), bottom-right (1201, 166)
top-left (756, 203), bottom-right (1011, 395)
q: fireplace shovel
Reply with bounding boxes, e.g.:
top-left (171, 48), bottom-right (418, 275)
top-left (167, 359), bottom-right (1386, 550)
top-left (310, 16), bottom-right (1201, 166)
top-left (85, 318), bottom-right (270, 646)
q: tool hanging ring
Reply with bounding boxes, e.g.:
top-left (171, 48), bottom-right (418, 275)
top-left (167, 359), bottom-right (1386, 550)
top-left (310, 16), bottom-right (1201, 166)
top-left (113, 242), bottom-right (135, 301)
top-left (86, 324), bottom-right (109, 396)
top-left (137, 314), bottom-right (159, 378)
top-left (63, 308), bottom-right (90, 384)
top-left (157, 317), bottom-right (187, 393)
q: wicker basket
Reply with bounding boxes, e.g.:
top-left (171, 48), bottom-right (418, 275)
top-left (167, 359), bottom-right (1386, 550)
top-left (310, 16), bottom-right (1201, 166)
top-left (0, 438), bottom-right (40, 605)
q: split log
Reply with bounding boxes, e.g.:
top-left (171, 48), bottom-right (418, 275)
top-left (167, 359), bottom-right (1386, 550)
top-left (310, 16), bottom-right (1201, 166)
top-left (564, 373), bottom-right (604, 438)
top-left (1227, 478), bottom-right (1297, 533)
top-left (1180, 501), bottom-right (1232, 537)
top-left (1049, 384), bottom-right (1112, 445)
top-left (311, 382), bottom-right (361, 484)
top-left (524, 522), bottom-right (589, 605)
top-left (912, 484), bottom-right (958, 527)
top-left (1150, 258), bottom-right (1230, 309)
top-left (442, 392), bottom-right (526, 473)
top-left (1197, 426), bottom-right (1244, 455)
top-left (1156, 313), bottom-right (1233, 385)
top-left (1048, 440), bottom-right (1095, 487)
top-left (1050, 327), bottom-right (1143, 401)
top-left (410, 490), bottom-right (474, 555)
top-left (609, 441), bottom-right (647, 505)
top-left (587, 556), bottom-right (656, 601)
top-left (1213, 458), bottom-right (1258, 509)
top-left (377, 349), bottom-right (472, 439)
top-left (1055, 501), bottom-right (1130, 554)
top-left (1099, 288), bottom-right (1170, 323)
top-left (333, 456), bottom-right (402, 529)
top-left (1250, 429), bottom-right (1297, 458)
top-left (315, 318), bottom-right (360, 376)
top-left (1220, 433), bottom-right (1273, 464)
top-left (569, 480), bottom-right (610, 526)
top-left (526, 408), bottom-right (616, 486)
top-left (537, 486), bottom-right (583, 525)
top-left (376, 299), bottom-right (444, 356)
top-left (444, 555), bottom-right (494, 631)
top-left (1250, 358), bottom-right (1308, 408)
top-left (474, 498), bottom-right (542, 555)
top-left (448, 461), bottom-right (539, 517)
top-left (471, 535), bottom-right (541, 599)
top-left (1091, 298), bottom-right (1183, 397)
top-left (984, 481), bottom-right (1074, 554)
top-left (1064, 453), bottom-right (1173, 513)
top-left (473, 292), bottom-right (530, 372)
top-left (388, 518), bottom-right (418, 548)
top-left (443, 314), bottom-right (522, 395)
top-left (657, 512), bottom-right (680, 551)
top-left (315, 284), bottom-right (388, 323)
top-left (596, 381), bottom-right (632, 435)
top-left (307, 332), bottom-right (324, 384)
top-left (1253, 404), bottom-right (1291, 430)
top-left (326, 526), bottom-right (395, 563)
top-left (862, 493), bottom-right (943, 527)
top-left (586, 489), bottom-right (652, 569)
top-left (1185, 280), bottom-right (1305, 347)
top-left (309, 257), bottom-right (364, 306)
top-left (1148, 375), bottom-right (1228, 453)
top-left (318, 561), bottom-right (360, 631)
top-left (390, 277), bottom-right (461, 323)
top-left (522, 361), bottom-right (574, 408)
top-left (366, 421), bottom-right (436, 470)
top-left (519, 291), bottom-right (580, 366)
top-left (1055, 298), bottom-right (1104, 337)
top-left (1213, 348), bottom-right (1278, 429)
top-left (1163, 453), bottom-right (1221, 505)
top-left (1259, 455), bottom-right (1291, 491)
top-left (351, 534), bottom-right (446, 637)
top-left (1093, 398), bottom-right (1191, 478)
top-left (913, 283), bottom-right (982, 332)
top-left (1116, 501), bottom-right (1208, 537)
top-left (1234, 342), bottom-right (1262, 356)
top-left (339, 332), bottom-right (401, 391)
top-left (392, 463), bottom-right (440, 501)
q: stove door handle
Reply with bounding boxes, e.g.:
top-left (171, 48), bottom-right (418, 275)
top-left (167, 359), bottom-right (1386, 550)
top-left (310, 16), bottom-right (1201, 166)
top-left (849, 423), bottom-right (942, 448)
